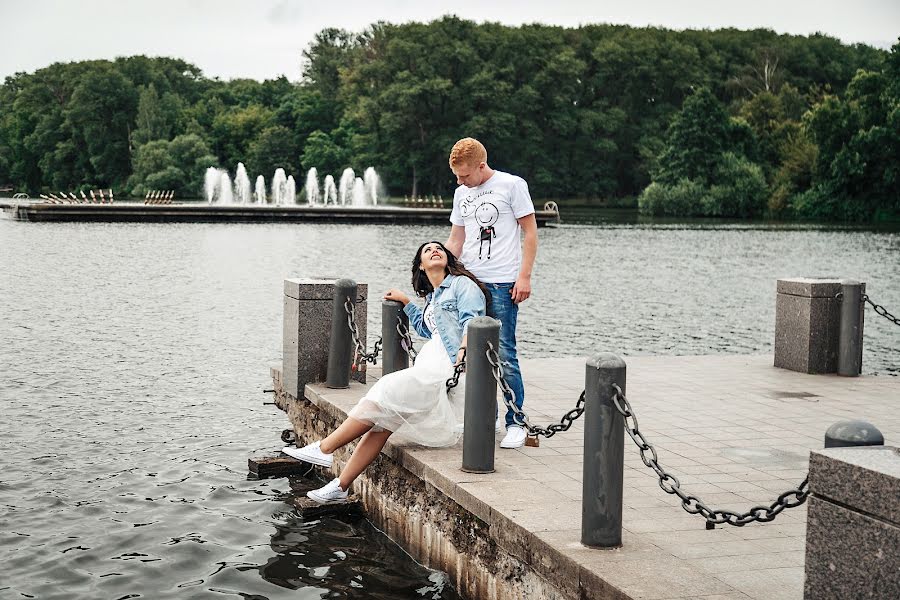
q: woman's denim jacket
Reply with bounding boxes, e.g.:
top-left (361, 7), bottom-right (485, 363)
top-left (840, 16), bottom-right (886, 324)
top-left (403, 274), bottom-right (486, 362)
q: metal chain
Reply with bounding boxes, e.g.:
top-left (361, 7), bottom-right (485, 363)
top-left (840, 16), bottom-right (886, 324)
top-left (485, 342), bottom-right (586, 438)
top-left (446, 348), bottom-right (466, 391)
top-left (396, 317), bottom-right (419, 363)
top-left (344, 297), bottom-right (382, 370)
top-left (863, 294), bottom-right (900, 327)
top-left (610, 383), bottom-right (809, 527)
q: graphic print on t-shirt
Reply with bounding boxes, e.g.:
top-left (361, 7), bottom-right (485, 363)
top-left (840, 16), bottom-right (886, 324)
top-left (474, 202), bottom-right (499, 259)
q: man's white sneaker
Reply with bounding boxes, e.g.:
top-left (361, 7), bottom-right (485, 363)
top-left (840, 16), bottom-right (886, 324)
top-left (282, 441), bottom-right (333, 468)
top-left (495, 417), bottom-right (503, 433)
top-left (307, 478), bottom-right (349, 504)
top-left (500, 425), bottom-right (527, 449)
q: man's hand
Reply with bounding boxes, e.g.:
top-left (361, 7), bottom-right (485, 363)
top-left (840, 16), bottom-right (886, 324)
top-left (384, 289), bottom-right (410, 305)
top-left (511, 274), bottom-right (531, 304)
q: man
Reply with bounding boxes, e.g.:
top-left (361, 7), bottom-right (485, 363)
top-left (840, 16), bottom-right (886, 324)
top-left (445, 138), bottom-right (538, 449)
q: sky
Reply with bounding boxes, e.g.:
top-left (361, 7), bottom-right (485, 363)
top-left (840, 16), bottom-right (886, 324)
top-left (2, 0), bottom-right (897, 82)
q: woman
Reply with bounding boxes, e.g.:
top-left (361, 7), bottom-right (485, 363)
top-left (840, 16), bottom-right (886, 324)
top-left (283, 241), bottom-right (488, 504)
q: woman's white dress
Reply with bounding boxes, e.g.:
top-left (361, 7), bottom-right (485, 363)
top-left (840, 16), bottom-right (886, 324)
top-left (347, 303), bottom-right (464, 447)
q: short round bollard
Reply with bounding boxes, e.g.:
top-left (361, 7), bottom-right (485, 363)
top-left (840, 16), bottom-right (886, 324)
top-left (824, 420), bottom-right (884, 448)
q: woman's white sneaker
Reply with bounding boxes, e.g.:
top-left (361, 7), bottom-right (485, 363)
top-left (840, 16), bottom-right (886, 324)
top-left (499, 425), bottom-right (527, 449)
top-left (282, 441), bottom-right (333, 468)
top-left (307, 478), bottom-right (349, 504)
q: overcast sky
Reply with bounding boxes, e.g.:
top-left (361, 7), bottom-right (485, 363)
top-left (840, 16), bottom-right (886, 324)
top-left (2, 0), bottom-right (897, 81)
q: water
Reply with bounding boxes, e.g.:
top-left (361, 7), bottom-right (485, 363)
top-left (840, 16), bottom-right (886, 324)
top-left (1, 217), bottom-right (898, 598)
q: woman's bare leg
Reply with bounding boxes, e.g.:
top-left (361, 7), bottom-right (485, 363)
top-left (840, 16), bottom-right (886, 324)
top-left (319, 417), bottom-right (372, 454)
top-left (338, 429), bottom-right (392, 490)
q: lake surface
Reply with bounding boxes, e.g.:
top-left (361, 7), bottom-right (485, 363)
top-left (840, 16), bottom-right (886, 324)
top-left (1, 215), bottom-right (897, 599)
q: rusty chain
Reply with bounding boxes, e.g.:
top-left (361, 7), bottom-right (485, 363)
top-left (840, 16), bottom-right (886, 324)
top-left (485, 342), bottom-right (585, 438)
top-left (610, 383), bottom-right (809, 527)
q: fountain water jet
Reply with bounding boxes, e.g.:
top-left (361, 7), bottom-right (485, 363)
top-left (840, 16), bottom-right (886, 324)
top-left (234, 163), bottom-right (251, 204)
top-left (363, 167), bottom-right (380, 206)
top-left (286, 175), bottom-right (297, 205)
top-left (323, 175), bottom-right (337, 205)
top-left (218, 171), bottom-right (233, 205)
top-left (255, 175), bottom-right (266, 204)
top-left (339, 168), bottom-right (355, 206)
top-left (204, 167), bottom-right (220, 204)
top-left (271, 169), bottom-right (287, 205)
top-left (305, 168), bottom-right (321, 205)
top-left (352, 177), bottom-right (366, 206)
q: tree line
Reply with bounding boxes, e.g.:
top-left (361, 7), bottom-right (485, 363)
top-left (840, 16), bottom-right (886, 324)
top-left (0, 17), bottom-right (896, 220)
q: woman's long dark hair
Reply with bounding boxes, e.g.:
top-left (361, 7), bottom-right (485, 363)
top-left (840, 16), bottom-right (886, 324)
top-left (411, 241), bottom-right (490, 307)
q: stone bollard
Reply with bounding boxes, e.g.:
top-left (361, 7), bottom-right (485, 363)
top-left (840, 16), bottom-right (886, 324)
top-left (774, 278), bottom-right (865, 374)
top-left (461, 317), bottom-right (500, 474)
top-left (824, 420), bottom-right (884, 448)
top-left (804, 431), bottom-right (898, 599)
top-left (837, 280), bottom-right (865, 376)
top-left (582, 353), bottom-right (625, 548)
top-left (282, 278), bottom-right (367, 400)
top-left (381, 300), bottom-right (409, 376)
top-left (326, 279), bottom-right (358, 389)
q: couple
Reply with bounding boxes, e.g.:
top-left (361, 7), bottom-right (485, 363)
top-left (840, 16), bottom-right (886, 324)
top-left (284, 138), bottom-right (538, 504)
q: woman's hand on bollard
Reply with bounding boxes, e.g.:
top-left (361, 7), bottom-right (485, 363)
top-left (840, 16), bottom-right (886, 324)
top-left (454, 346), bottom-right (466, 368)
top-left (384, 288), bottom-right (410, 305)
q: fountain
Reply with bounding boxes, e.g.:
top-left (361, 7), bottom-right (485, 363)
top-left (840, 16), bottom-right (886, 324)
top-left (218, 171), bottom-right (233, 205)
top-left (271, 169), bottom-right (287, 205)
top-left (363, 167), bottom-right (380, 206)
top-left (204, 167), bottom-right (220, 204)
top-left (255, 175), bottom-right (266, 204)
top-left (323, 175), bottom-right (337, 205)
top-left (286, 175), bottom-right (297, 205)
top-left (305, 168), bottom-right (321, 205)
top-left (352, 177), bottom-right (366, 206)
top-left (338, 168), bottom-right (355, 206)
top-left (234, 163), bottom-right (251, 204)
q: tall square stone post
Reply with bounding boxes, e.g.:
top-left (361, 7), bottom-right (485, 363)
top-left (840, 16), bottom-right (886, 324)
top-left (804, 446), bottom-right (900, 598)
top-left (283, 278), bottom-right (367, 400)
top-left (774, 278), bottom-right (864, 374)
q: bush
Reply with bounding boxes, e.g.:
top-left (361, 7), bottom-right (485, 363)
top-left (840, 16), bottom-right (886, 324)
top-left (639, 153), bottom-right (767, 218)
top-left (702, 153), bottom-right (767, 217)
top-left (638, 179), bottom-right (705, 216)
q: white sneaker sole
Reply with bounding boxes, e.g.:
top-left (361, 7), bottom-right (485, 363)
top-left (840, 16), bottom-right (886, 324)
top-left (306, 489), bottom-right (349, 504)
top-left (499, 439), bottom-right (526, 449)
top-left (282, 446), bottom-right (333, 468)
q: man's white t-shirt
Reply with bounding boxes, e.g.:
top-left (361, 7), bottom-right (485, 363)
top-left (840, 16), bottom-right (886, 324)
top-left (449, 170), bottom-right (534, 283)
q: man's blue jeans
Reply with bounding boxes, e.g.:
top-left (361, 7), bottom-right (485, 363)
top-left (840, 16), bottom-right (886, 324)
top-left (485, 282), bottom-right (525, 428)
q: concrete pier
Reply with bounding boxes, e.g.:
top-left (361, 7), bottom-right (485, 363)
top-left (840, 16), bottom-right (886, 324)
top-left (270, 354), bottom-right (899, 600)
top-left (0, 200), bottom-right (560, 226)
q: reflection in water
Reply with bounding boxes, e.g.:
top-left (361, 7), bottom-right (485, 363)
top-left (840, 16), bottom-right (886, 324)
top-left (0, 216), bottom-right (896, 599)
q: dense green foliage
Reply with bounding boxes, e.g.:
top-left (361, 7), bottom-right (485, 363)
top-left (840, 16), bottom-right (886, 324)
top-left (0, 18), bottom-right (896, 220)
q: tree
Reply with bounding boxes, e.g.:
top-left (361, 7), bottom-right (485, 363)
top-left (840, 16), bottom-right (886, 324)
top-left (65, 64), bottom-right (138, 187)
top-left (655, 88), bottom-right (734, 184)
top-left (127, 133), bottom-right (214, 197)
top-left (249, 125), bottom-right (301, 177)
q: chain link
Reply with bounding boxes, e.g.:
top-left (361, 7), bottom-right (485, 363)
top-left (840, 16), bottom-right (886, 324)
top-left (396, 318), bottom-right (419, 363)
top-left (344, 297), bottom-right (382, 370)
top-left (863, 294), bottom-right (900, 327)
top-left (446, 348), bottom-right (466, 391)
top-left (485, 342), bottom-right (586, 438)
top-left (610, 383), bottom-right (809, 527)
